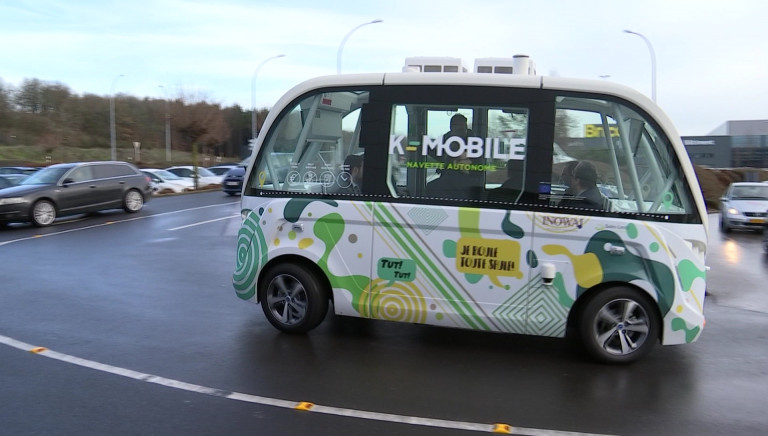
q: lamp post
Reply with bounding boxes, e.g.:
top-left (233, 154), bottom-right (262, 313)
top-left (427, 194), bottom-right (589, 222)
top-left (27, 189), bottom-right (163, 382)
top-left (336, 19), bottom-right (383, 74)
top-left (251, 54), bottom-right (286, 141)
top-left (159, 85), bottom-right (172, 163)
top-left (109, 74), bottom-right (124, 161)
top-left (623, 29), bottom-right (656, 102)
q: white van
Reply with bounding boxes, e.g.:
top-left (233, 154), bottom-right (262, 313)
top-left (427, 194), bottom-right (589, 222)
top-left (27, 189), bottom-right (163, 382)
top-left (233, 72), bottom-right (708, 363)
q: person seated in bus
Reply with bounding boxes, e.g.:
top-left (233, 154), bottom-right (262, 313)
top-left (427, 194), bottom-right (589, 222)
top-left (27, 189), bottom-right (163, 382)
top-left (561, 160), bottom-right (607, 210)
top-left (487, 158), bottom-right (524, 204)
top-left (334, 154), bottom-right (363, 195)
top-left (559, 160), bottom-right (579, 195)
top-left (427, 152), bottom-right (483, 200)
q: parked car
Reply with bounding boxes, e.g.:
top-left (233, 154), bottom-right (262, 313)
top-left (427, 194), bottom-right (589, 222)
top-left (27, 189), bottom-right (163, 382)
top-left (719, 182), bottom-right (768, 233)
top-left (222, 165), bottom-right (246, 196)
top-left (0, 166), bottom-right (40, 175)
top-left (765, 219), bottom-right (768, 252)
top-left (165, 166), bottom-right (221, 189)
top-left (0, 161), bottom-right (152, 227)
top-left (141, 169), bottom-right (195, 194)
top-left (0, 174), bottom-right (27, 189)
top-left (207, 164), bottom-right (238, 179)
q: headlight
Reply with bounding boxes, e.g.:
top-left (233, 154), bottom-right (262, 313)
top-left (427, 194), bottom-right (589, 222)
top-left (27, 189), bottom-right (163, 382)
top-left (0, 197), bottom-right (26, 206)
top-left (727, 207), bottom-right (740, 216)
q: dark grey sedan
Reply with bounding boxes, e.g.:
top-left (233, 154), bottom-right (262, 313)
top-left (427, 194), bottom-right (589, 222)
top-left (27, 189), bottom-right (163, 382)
top-left (0, 161), bottom-right (152, 227)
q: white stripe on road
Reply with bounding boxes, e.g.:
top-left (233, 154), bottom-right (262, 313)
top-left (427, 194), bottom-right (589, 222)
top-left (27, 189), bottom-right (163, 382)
top-left (0, 202), bottom-right (239, 247)
top-left (0, 334), bottom-right (612, 436)
top-left (167, 214), bottom-right (239, 231)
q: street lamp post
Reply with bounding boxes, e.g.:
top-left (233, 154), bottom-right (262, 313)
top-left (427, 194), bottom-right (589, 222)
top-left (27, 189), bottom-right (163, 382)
top-left (159, 85), bottom-right (172, 163)
top-left (251, 54), bottom-right (286, 141)
top-left (109, 74), bottom-right (124, 161)
top-left (336, 19), bottom-right (383, 74)
top-left (623, 29), bottom-right (657, 102)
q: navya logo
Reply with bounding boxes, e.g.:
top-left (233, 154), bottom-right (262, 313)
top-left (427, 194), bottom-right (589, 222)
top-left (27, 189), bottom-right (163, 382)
top-left (535, 214), bottom-right (589, 233)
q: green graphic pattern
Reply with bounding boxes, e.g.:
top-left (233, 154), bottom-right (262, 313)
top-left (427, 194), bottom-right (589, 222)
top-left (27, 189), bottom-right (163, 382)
top-left (233, 209), bottom-right (268, 300)
top-left (580, 230), bottom-right (675, 316)
top-left (312, 211), bottom-right (371, 308)
top-left (234, 199), bottom-right (704, 342)
top-left (671, 318), bottom-right (701, 343)
top-left (492, 273), bottom-right (570, 336)
top-left (374, 204), bottom-right (491, 330)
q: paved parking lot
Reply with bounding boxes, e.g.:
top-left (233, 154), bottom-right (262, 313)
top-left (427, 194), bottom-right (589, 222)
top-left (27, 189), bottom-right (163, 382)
top-left (2, 197), bottom-right (767, 436)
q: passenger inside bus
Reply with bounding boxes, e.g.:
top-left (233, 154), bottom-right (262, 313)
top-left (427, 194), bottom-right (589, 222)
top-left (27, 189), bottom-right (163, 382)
top-left (562, 161), bottom-right (607, 210)
top-left (443, 114), bottom-right (473, 143)
top-left (428, 113), bottom-right (475, 165)
top-left (335, 154), bottom-right (363, 195)
top-left (487, 158), bottom-right (525, 204)
top-left (559, 160), bottom-right (579, 196)
top-left (427, 152), bottom-right (484, 200)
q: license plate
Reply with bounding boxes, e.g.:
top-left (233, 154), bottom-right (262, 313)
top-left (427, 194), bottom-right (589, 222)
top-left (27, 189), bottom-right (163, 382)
top-left (749, 218), bottom-right (764, 224)
top-left (226, 182), bottom-right (239, 186)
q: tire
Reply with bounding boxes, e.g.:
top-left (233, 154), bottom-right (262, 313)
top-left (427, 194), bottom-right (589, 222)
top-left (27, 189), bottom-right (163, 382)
top-left (764, 233), bottom-right (768, 253)
top-left (578, 286), bottom-right (660, 364)
top-left (30, 200), bottom-right (56, 227)
top-left (123, 189), bottom-right (144, 213)
top-left (259, 263), bottom-right (329, 334)
top-left (720, 215), bottom-right (731, 233)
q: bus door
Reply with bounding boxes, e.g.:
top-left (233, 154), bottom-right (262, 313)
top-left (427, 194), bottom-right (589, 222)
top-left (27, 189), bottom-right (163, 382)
top-left (368, 93), bottom-right (537, 333)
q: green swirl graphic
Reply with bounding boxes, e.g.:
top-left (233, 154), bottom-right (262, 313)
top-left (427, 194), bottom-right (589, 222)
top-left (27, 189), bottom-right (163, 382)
top-left (233, 210), bottom-right (268, 300)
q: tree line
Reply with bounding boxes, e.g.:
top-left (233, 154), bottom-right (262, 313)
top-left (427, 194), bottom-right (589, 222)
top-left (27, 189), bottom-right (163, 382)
top-left (0, 78), bottom-right (270, 162)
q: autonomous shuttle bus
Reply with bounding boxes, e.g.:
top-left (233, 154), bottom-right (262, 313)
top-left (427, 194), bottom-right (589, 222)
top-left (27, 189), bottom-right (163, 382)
top-left (233, 62), bottom-right (708, 364)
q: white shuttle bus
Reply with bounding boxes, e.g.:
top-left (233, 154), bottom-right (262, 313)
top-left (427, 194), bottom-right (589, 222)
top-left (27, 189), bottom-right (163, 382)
top-left (233, 69), bottom-right (708, 363)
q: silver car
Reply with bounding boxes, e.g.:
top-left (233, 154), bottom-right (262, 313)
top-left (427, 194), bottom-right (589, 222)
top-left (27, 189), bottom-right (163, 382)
top-left (719, 182), bottom-right (768, 233)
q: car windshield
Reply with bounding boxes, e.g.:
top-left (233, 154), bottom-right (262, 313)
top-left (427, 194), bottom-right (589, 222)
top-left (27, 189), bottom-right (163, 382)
top-left (732, 185), bottom-right (768, 200)
top-left (155, 170), bottom-right (182, 180)
top-left (20, 166), bottom-right (69, 185)
top-left (197, 167), bottom-right (216, 177)
top-left (208, 166), bottom-right (231, 176)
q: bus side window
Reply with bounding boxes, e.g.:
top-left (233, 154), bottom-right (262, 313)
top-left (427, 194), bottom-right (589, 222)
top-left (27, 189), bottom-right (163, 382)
top-left (552, 96), bottom-right (695, 216)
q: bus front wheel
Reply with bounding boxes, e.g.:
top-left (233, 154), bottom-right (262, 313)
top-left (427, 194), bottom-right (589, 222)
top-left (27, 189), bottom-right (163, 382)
top-left (259, 263), bottom-right (329, 334)
top-left (578, 286), bottom-right (660, 364)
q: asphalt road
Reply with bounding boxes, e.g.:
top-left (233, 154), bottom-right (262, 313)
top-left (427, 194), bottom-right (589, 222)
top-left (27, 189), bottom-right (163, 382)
top-left (1, 192), bottom-right (767, 436)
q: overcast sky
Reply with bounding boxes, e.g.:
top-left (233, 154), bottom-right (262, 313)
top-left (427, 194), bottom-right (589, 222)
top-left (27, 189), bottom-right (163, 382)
top-left (1, 0), bottom-right (766, 136)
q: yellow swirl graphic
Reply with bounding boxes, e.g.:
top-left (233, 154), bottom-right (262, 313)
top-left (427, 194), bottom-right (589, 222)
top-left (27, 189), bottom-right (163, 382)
top-left (360, 279), bottom-right (427, 324)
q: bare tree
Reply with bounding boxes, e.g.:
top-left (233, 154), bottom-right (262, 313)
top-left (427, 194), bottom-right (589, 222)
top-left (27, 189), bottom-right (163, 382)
top-left (15, 78), bottom-right (44, 113)
top-left (554, 109), bottom-right (578, 146)
top-left (0, 81), bottom-right (12, 131)
top-left (0, 77), bottom-right (257, 163)
top-left (173, 98), bottom-right (229, 154)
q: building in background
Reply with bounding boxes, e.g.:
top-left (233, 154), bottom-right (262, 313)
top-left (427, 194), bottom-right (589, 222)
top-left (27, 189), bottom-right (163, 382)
top-left (683, 119), bottom-right (768, 168)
